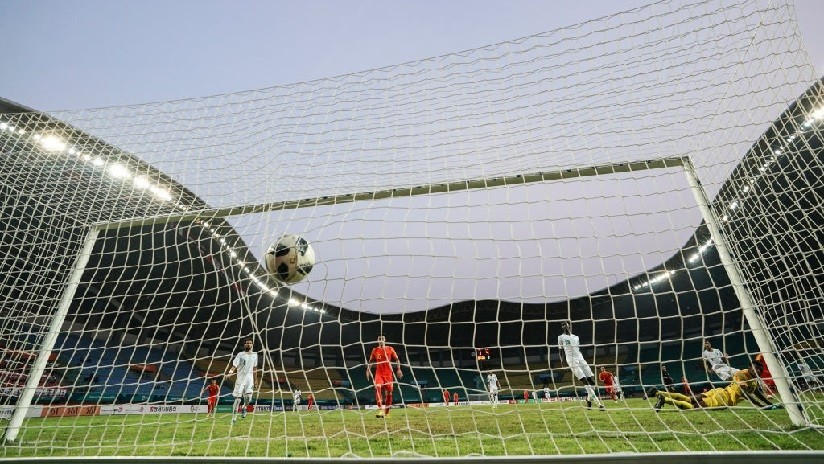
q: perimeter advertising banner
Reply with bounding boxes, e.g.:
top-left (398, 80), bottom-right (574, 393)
top-left (100, 404), bottom-right (208, 415)
top-left (40, 404), bottom-right (101, 418)
top-left (0, 405), bottom-right (43, 419)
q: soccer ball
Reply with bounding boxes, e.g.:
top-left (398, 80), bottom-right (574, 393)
top-left (265, 234), bottom-right (315, 284)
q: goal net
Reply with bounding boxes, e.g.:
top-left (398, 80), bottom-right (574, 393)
top-left (2, 0), bottom-right (823, 460)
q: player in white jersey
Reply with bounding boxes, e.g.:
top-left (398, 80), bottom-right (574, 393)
top-left (227, 338), bottom-right (258, 423)
top-left (702, 341), bottom-right (738, 381)
top-left (293, 388), bottom-right (302, 411)
top-left (613, 375), bottom-right (624, 400)
top-left (558, 321), bottom-right (604, 411)
top-left (798, 362), bottom-right (821, 389)
top-left (487, 372), bottom-right (500, 406)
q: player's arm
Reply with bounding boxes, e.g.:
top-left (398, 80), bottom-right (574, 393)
top-left (743, 385), bottom-right (775, 409)
top-left (558, 339), bottom-right (566, 366)
top-left (365, 352), bottom-right (374, 380)
top-left (392, 350), bottom-right (403, 379)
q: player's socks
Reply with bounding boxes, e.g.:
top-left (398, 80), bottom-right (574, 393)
top-left (231, 399), bottom-right (241, 422)
top-left (671, 399), bottom-right (693, 410)
top-left (661, 396), bottom-right (694, 410)
top-left (586, 400), bottom-right (592, 409)
top-left (584, 386), bottom-right (602, 408)
top-left (665, 392), bottom-right (691, 402)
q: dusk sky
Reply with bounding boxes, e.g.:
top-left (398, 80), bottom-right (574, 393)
top-left (1, 1), bottom-right (820, 314)
top-left (1, 0), bottom-right (822, 111)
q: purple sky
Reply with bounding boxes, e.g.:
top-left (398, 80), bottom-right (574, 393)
top-left (1, 0), bottom-right (821, 111)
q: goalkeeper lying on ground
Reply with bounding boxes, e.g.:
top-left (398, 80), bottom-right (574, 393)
top-left (652, 365), bottom-right (779, 410)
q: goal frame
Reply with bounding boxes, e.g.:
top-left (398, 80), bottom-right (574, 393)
top-left (2, 154), bottom-right (806, 443)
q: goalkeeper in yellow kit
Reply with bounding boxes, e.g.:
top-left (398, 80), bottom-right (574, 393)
top-left (653, 366), bottom-right (778, 410)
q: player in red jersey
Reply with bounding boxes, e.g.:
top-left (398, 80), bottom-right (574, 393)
top-left (442, 389), bottom-right (450, 406)
top-left (366, 335), bottom-right (403, 418)
top-left (754, 354), bottom-right (776, 397)
top-left (598, 367), bottom-right (617, 401)
top-left (453, 392), bottom-right (459, 405)
top-left (203, 378), bottom-right (220, 416)
top-left (307, 392), bottom-right (315, 411)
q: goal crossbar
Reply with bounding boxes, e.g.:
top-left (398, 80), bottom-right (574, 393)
top-left (5, 153), bottom-right (808, 445)
top-left (95, 156), bottom-right (688, 231)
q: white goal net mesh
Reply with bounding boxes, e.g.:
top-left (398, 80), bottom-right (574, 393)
top-left (1, 0), bottom-right (823, 459)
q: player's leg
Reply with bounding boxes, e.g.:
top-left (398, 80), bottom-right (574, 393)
top-left (582, 376), bottom-right (604, 410)
top-left (653, 390), bottom-right (694, 410)
top-left (242, 392), bottom-right (252, 418)
top-left (384, 383), bottom-right (394, 417)
top-left (570, 366), bottom-right (591, 408)
top-left (374, 384), bottom-right (385, 417)
top-left (231, 396), bottom-right (241, 422)
top-left (231, 381), bottom-right (243, 422)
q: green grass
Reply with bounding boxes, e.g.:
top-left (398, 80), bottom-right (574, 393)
top-left (3, 399), bottom-right (823, 458)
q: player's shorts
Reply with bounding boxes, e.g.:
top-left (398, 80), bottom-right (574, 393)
top-left (374, 372), bottom-right (394, 391)
top-left (712, 364), bottom-right (738, 381)
top-left (207, 398), bottom-right (217, 406)
top-left (489, 387), bottom-right (499, 395)
top-left (233, 376), bottom-right (254, 397)
top-left (568, 358), bottom-right (594, 380)
top-left (701, 387), bottom-right (730, 407)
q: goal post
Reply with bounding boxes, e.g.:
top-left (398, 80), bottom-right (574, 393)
top-left (3, 227), bottom-right (99, 443)
top-left (2, 0), bottom-right (823, 459)
top-left (680, 156), bottom-right (805, 426)
top-left (2, 153), bottom-right (813, 445)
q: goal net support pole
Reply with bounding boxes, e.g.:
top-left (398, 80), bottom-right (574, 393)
top-left (681, 156), bottom-right (805, 426)
top-left (4, 227), bottom-right (101, 443)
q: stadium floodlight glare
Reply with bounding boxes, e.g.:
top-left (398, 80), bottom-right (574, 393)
top-left (150, 185), bottom-right (172, 201)
top-left (133, 175), bottom-right (150, 189)
top-left (38, 134), bottom-right (66, 152)
top-left (107, 163), bottom-right (131, 179)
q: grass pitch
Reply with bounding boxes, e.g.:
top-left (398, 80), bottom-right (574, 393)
top-left (3, 398), bottom-right (823, 458)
